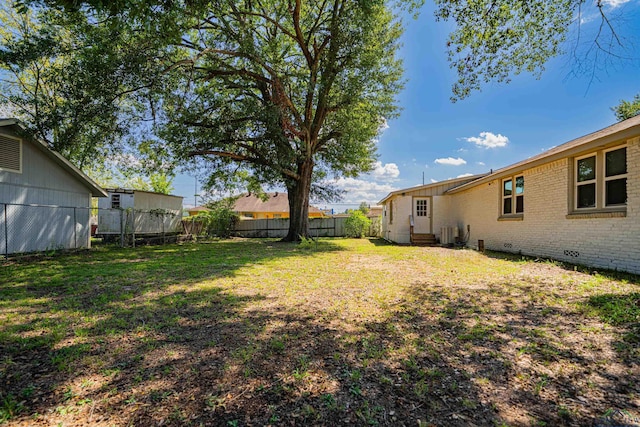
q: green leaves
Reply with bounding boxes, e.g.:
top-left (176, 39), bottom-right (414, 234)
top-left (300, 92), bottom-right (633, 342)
top-left (612, 93), bottom-right (640, 122)
top-left (434, 0), bottom-right (575, 101)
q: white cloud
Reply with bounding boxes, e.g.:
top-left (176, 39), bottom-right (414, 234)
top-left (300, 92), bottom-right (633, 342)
top-left (430, 179), bottom-right (438, 183)
top-left (457, 173), bottom-right (474, 178)
top-left (600, 0), bottom-right (631, 7)
top-left (371, 161), bottom-right (400, 181)
top-left (434, 157), bottom-right (467, 166)
top-left (464, 132), bottom-right (509, 149)
top-left (457, 148), bottom-right (468, 153)
top-left (332, 177), bottom-right (397, 203)
top-left (477, 162), bottom-right (486, 166)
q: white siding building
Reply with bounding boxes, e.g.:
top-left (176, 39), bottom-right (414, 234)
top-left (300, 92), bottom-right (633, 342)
top-left (97, 189), bottom-right (183, 237)
top-left (0, 119), bottom-right (107, 254)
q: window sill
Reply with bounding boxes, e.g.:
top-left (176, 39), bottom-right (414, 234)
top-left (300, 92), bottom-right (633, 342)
top-left (498, 214), bottom-right (523, 221)
top-left (566, 209), bottom-right (626, 219)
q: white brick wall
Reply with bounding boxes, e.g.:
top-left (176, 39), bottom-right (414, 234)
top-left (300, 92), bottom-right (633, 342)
top-left (449, 138), bottom-right (640, 275)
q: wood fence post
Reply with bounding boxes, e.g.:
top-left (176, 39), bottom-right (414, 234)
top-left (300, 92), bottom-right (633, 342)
top-left (120, 209), bottom-right (125, 247)
top-left (4, 204), bottom-right (8, 257)
top-left (73, 207), bottom-right (77, 249)
top-left (132, 210), bottom-right (136, 248)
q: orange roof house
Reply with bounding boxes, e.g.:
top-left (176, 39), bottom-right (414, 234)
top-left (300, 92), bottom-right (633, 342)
top-left (233, 193), bottom-right (325, 219)
top-left (187, 206), bottom-right (211, 216)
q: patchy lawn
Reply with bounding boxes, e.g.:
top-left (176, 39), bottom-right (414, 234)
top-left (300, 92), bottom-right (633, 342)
top-left (1, 238), bottom-right (639, 426)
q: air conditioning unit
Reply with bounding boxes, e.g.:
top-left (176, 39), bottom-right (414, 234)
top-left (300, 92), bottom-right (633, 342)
top-left (440, 226), bottom-right (459, 245)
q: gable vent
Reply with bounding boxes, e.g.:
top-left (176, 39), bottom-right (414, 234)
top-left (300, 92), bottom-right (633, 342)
top-left (0, 134), bottom-right (22, 173)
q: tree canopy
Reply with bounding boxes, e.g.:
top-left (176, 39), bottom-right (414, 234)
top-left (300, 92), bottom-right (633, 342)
top-left (0, 4), bottom-right (160, 169)
top-left (612, 93), bottom-right (640, 122)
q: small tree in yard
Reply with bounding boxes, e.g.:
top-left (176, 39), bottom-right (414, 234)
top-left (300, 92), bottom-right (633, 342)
top-left (345, 210), bottom-right (371, 239)
top-left (196, 200), bottom-right (239, 238)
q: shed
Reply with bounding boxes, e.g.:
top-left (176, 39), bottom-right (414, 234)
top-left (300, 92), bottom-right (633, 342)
top-left (0, 118), bottom-right (107, 255)
top-left (97, 188), bottom-right (183, 237)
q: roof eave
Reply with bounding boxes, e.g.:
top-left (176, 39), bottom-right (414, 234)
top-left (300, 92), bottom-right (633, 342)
top-left (378, 173), bottom-right (488, 204)
top-left (447, 118), bottom-right (640, 195)
top-left (0, 120), bottom-right (108, 197)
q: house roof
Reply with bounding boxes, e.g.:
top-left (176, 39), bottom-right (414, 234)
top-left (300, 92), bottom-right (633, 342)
top-left (0, 118), bottom-right (108, 197)
top-left (187, 206), bottom-right (211, 212)
top-left (233, 192), bottom-right (323, 214)
top-left (378, 173), bottom-right (488, 204)
top-left (446, 115), bottom-right (640, 195)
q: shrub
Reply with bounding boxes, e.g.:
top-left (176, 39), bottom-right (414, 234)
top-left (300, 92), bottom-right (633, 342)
top-left (196, 204), bottom-right (239, 238)
top-left (345, 210), bottom-right (371, 238)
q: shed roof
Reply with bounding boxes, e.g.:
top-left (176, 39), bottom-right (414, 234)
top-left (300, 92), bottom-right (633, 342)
top-left (104, 188), bottom-right (183, 199)
top-left (233, 192), bottom-right (323, 214)
top-left (446, 115), bottom-right (640, 194)
top-left (0, 118), bottom-right (107, 197)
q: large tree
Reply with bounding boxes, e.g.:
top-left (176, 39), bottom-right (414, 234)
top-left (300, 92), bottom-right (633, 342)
top-left (154, 1), bottom-right (403, 240)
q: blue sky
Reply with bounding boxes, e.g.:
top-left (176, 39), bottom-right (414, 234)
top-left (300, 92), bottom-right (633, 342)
top-left (175, 0), bottom-right (640, 211)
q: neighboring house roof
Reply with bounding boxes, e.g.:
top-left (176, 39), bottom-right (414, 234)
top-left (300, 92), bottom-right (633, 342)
top-left (378, 173), bottom-right (488, 204)
top-left (104, 188), bottom-right (183, 199)
top-left (233, 192), bottom-right (324, 214)
top-left (447, 115), bottom-right (640, 195)
top-left (367, 206), bottom-right (383, 218)
top-left (0, 118), bottom-right (107, 197)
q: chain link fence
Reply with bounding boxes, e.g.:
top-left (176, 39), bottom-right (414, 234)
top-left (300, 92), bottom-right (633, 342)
top-left (1, 202), bottom-right (382, 258)
top-left (1, 203), bottom-right (92, 257)
top-left (96, 207), bottom-right (183, 246)
top-left (1, 203), bottom-right (183, 258)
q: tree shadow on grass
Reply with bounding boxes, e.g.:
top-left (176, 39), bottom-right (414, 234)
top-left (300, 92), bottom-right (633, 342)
top-left (582, 292), bottom-right (640, 362)
top-left (401, 281), bottom-right (640, 427)
top-left (1, 285), bottom-right (494, 426)
top-left (2, 240), bottom-right (638, 426)
top-left (0, 239), bottom-right (345, 424)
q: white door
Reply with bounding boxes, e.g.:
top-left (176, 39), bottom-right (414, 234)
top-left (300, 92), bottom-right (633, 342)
top-left (413, 197), bottom-right (431, 233)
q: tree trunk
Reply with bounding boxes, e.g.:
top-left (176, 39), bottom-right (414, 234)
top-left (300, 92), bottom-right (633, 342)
top-left (283, 159), bottom-right (313, 241)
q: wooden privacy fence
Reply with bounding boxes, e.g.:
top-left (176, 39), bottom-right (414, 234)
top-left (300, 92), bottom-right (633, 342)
top-left (234, 217), bottom-right (348, 238)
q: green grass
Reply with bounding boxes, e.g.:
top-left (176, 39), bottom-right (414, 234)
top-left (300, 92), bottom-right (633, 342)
top-left (0, 238), bottom-right (638, 426)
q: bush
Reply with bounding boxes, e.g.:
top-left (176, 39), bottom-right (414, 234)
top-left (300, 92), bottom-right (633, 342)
top-left (345, 210), bottom-right (371, 238)
top-left (196, 205), bottom-right (239, 238)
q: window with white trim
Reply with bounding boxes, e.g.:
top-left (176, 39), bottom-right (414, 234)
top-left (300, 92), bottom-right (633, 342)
top-left (574, 146), bottom-right (626, 210)
top-left (111, 194), bottom-right (121, 209)
top-left (502, 175), bottom-right (524, 215)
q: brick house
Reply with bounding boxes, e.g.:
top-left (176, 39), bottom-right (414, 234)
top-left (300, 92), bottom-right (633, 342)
top-left (379, 115), bottom-right (640, 274)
